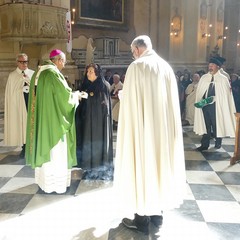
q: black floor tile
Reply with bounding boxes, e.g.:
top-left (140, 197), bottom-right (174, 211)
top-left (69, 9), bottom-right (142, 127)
top-left (0, 155), bottom-right (25, 165)
top-left (0, 193), bottom-right (34, 214)
top-left (189, 184), bottom-right (236, 201)
top-left (184, 144), bottom-right (197, 151)
top-left (222, 145), bottom-right (235, 152)
top-left (174, 199), bottom-right (205, 222)
top-left (217, 172), bottom-right (240, 185)
top-left (201, 151), bottom-right (231, 161)
top-left (14, 166), bottom-right (34, 178)
top-left (0, 177), bottom-right (11, 188)
top-left (185, 160), bottom-right (213, 171)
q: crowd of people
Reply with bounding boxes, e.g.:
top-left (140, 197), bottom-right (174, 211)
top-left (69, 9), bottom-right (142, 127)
top-left (3, 35), bottom-right (239, 235)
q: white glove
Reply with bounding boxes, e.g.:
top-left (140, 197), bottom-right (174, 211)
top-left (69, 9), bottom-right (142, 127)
top-left (80, 91), bottom-right (88, 99)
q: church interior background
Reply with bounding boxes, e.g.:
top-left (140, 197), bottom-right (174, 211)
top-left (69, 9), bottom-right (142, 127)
top-left (0, 0), bottom-right (239, 111)
top-left (1, 1), bottom-right (240, 239)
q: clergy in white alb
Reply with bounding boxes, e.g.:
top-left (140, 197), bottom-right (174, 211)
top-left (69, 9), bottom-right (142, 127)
top-left (26, 49), bottom-right (81, 194)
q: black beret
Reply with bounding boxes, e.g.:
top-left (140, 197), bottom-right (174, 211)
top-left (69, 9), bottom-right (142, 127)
top-left (215, 56), bottom-right (226, 66)
top-left (209, 57), bottom-right (221, 67)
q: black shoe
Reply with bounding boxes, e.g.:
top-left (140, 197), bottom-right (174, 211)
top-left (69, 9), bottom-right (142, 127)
top-left (19, 149), bottom-right (25, 158)
top-left (150, 215), bottom-right (163, 228)
top-left (182, 120), bottom-right (190, 126)
top-left (122, 217), bottom-right (149, 235)
top-left (196, 146), bottom-right (208, 151)
top-left (214, 144), bottom-right (221, 149)
top-left (19, 144), bottom-right (26, 159)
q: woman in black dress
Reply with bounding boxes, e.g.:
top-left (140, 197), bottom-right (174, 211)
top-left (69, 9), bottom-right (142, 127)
top-left (75, 63), bottom-right (113, 180)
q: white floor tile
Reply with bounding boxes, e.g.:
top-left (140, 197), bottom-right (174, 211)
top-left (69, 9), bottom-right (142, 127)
top-left (0, 165), bottom-right (24, 177)
top-left (185, 151), bottom-right (206, 160)
top-left (160, 211), bottom-right (217, 240)
top-left (209, 160), bottom-right (240, 172)
top-left (22, 194), bottom-right (72, 214)
top-left (226, 185), bottom-right (240, 202)
top-left (186, 170), bottom-right (224, 185)
top-left (197, 200), bottom-right (240, 223)
top-left (0, 177), bottom-right (36, 193)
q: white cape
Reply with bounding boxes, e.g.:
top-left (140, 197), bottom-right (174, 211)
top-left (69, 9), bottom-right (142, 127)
top-left (193, 71), bottom-right (236, 137)
top-left (114, 50), bottom-right (186, 217)
top-left (4, 67), bottom-right (34, 146)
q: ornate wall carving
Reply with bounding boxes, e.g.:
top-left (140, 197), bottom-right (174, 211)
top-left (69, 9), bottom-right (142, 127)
top-left (0, 3), bottom-right (68, 43)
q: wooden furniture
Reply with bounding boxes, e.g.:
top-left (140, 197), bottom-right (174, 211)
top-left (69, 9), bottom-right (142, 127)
top-left (230, 113), bottom-right (240, 165)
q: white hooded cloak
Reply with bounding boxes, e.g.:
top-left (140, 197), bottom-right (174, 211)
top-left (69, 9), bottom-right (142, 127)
top-left (193, 71), bottom-right (236, 137)
top-left (114, 49), bottom-right (186, 217)
top-left (4, 67), bottom-right (34, 146)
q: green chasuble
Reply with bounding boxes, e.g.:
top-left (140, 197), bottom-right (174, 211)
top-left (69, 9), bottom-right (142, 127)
top-left (25, 61), bottom-right (77, 169)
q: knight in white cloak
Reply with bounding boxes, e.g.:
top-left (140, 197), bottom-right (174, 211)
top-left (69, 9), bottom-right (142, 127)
top-left (113, 35), bottom-right (186, 234)
top-left (4, 53), bottom-right (34, 157)
top-left (216, 56), bottom-right (230, 80)
top-left (194, 57), bottom-right (236, 151)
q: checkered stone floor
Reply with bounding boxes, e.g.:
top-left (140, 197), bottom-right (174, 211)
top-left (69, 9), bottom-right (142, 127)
top-left (0, 111), bottom-right (240, 240)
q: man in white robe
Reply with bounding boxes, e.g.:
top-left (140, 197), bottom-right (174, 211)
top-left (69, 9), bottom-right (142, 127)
top-left (114, 35), bottom-right (186, 234)
top-left (4, 53), bottom-right (34, 157)
top-left (183, 73), bottom-right (200, 125)
top-left (109, 73), bottom-right (123, 109)
top-left (216, 56), bottom-right (230, 80)
top-left (194, 57), bottom-right (236, 151)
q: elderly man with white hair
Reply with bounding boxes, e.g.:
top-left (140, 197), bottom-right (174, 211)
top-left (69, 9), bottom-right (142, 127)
top-left (25, 49), bottom-right (82, 194)
top-left (109, 73), bottom-right (123, 108)
top-left (114, 35), bottom-right (186, 234)
top-left (4, 53), bottom-right (34, 158)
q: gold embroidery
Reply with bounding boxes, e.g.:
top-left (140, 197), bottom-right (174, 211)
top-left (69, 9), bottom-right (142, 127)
top-left (29, 87), bottom-right (36, 155)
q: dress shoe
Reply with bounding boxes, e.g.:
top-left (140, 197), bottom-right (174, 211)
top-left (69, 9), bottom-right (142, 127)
top-left (19, 144), bottom-right (26, 159)
top-left (182, 120), bottom-right (190, 126)
top-left (122, 216), bottom-right (150, 235)
top-left (196, 146), bottom-right (208, 151)
top-left (214, 144), bottom-right (221, 149)
top-left (19, 149), bottom-right (25, 158)
top-left (150, 215), bottom-right (163, 227)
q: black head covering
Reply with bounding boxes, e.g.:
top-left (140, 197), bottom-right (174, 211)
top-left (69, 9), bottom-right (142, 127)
top-left (209, 57), bottom-right (222, 67)
top-left (215, 56), bottom-right (226, 66)
top-left (81, 63), bottom-right (109, 96)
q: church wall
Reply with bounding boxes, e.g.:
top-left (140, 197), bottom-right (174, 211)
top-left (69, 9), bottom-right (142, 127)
top-left (223, 0), bottom-right (240, 74)
top-left (0, 0), bottom-right (71, 111)
top-left (157, 0), bottom-right (171, 60)
top-left (169, 0), bottom-right (226, 73)
top-left (132, 0), bottom-right (149, 36)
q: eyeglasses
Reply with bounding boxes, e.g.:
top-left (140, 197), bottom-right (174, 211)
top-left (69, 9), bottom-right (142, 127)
top-left (18, 61), bottom-right (29, 64)
top-left (58, 58), bottom-right (67, 64)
